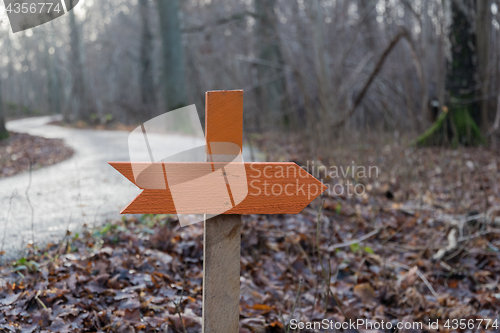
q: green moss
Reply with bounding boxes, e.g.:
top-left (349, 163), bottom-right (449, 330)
top-left (414, 111), bottom-right (448, 147)
top-left (414, 108), bottom-right (485, 147)
top-left (0, 130), bottom-right (9, 141)
top-left (450, 106), bottom-right (485, 146)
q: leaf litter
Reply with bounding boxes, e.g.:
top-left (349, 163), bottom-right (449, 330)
top-left (1, 143), bottom-right (500, 332)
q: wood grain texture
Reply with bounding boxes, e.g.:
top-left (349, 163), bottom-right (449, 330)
top-left (202, 214), bottom-right (241, 333)
top-left (204, 91), bottom-right (242, 333)
top-left (108, 162), bottom-right (328, 214)
top-left (205, 90), bottom-right (244, 151)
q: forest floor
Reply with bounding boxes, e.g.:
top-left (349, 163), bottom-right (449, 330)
top-left (0, 137), bottom-right (500, 332)
top-left (0, 132), bottom-right (74, 179)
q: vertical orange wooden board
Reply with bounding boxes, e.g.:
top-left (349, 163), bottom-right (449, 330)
top-left (203, 90), bottom-right (243, 333)
top-left (205, 90), bottom-right (244, 150)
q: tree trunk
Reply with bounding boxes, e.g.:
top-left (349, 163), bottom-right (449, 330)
top-left (476, 0), bottom-right (491, 131)
top-left (358, 0), bottom-right (378, 52)
top-left (420, 0), bottom-right (431, 127)
top-left (157, 0), bottom-right (188, 111)
top-left (307, 0), bottom-right (333, 121)
top-left (254, 0), bottom-right (289, 128)
top-left (0, 78), bottom-right (8, 140)
top-left (416, 0), bottom-right (484, 147)
top-left (68, 1), bottom-right (92, 123)
top-left (139, 0), bottom-right (157, 118)
top-left (5, 35), bottom-right (15, 114)
top-left (47, 23), bottom-right (61, 115)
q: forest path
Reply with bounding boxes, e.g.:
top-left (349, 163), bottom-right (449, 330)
top-left (1, 116), bottom-right (257, 258)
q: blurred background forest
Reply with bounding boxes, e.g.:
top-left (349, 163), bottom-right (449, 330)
top-left (2, 2), bottom-right (500, 331)
top-left (0, 0), bottom-right (499, 154)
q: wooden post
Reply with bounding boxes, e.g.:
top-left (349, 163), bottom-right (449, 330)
top-left (203, 214), bottom-right (241, 332)
top-left (203, 91), bottom-right (244, 333)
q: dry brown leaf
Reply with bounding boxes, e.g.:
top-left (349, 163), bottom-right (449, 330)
top-left (353, 283), bottom-right (376, 303)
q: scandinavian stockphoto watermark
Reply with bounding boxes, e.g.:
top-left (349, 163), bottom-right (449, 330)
top-left (289, 318), bottom-right (499, 331)
top-left (126, 104), bottom-right (377, 226)
top-left (3, 0), bottom-right (79, 33)
top-left (289, 318), bottom-right (424, 331)
top-left (248, 160), bottom-right (379, 199)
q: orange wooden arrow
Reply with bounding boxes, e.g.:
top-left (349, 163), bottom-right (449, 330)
top-left (109, 161), bottom-right (327, 214)
top-left (110, 90), bottom-right (327, 333)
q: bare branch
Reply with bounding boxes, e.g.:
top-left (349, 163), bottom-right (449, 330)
top-left (332, 29), bottom-right (410, 128)
top-left (182, 11), bottom-right (258, 34)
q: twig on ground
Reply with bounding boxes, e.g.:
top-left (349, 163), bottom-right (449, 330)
top-left (432, 228), bottom-right (458, 262)
top-left (413, 232), bottom-right (440, 265)
top-left (432, 207), bottom-right (500, 261)
top-left (326, 228), bottom-right (380, 251)
top-left (289, 236), bottom-right (314, 276)
top-left (308, 203), bottom-right (324, 319)
top-left (174, 262), bottom-right (188, 333)
top-left (173, 302), bottom-right (188, 333)
top-left (443, 240), bottom-right (469, 261)
top-left (285, 279), bottom-right (303, 333)
top-left (457, 229), bottom-right (491, 241)
top-left (92, 310), bottom-right (102, 331)
top-left (25, 159), bottom-right (35, 248)
top-left (329, 287), bottom-right (361, 333)
top-left (381, 218), bottom-right (408, 245)
top-left (35, 291), bottom-right (47, 309)
top-left (315, 202), bottom-right (330, 313)
top-left (1, 190), bottom-right (17, 256)
top-left (391, 262), bottom-right (440, 298)
top-left (61, 214), bottom-right (73, 254)
top-left (487, 228), bottom-right (500, 234)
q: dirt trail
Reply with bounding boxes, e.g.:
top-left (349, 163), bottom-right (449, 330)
top-left (1, 116), bottom-right (256, 258)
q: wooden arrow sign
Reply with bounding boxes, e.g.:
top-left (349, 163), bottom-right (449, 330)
top-left (110, 90), bottom-right (327, 333)
top-left (109, 161), bottom-right (327, 214)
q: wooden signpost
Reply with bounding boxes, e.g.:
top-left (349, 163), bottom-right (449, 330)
top-left (110, 90), bottom-right (326, 332)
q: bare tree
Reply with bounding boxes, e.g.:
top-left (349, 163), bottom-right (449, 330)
top-left (307, 0), bottom-right (334, 125)
top-left (139, 0), bottom-right (157, 117)
top-left (157, 0), bottom-right (188, 111)
top-left (46, 23), bottom-right (61, 116)
top-left (254, 0), bottom-right (288, 128)
top-left (416, 0), bottom-right (483, 146)
top-left (476, 0), bottom-right (492, 130)
top-left (0, 77), bottom-right (8, 140)
top-left (358, 0), bottom-right (378, 52)
top-left (0, 0), bottom-right (497, 150)
top-left (67, 0), bottom-right (92, 122)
